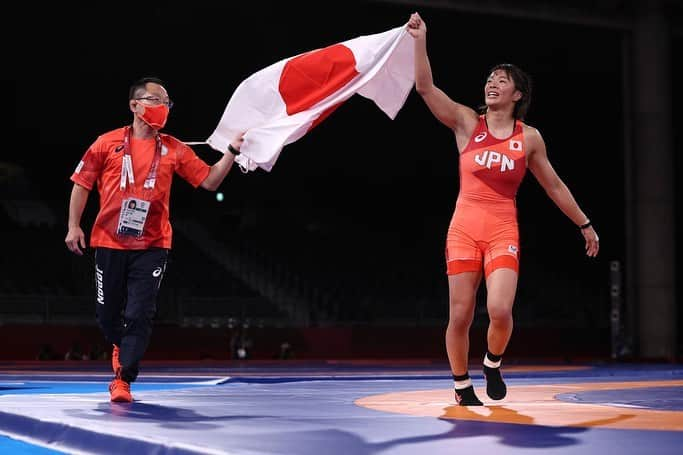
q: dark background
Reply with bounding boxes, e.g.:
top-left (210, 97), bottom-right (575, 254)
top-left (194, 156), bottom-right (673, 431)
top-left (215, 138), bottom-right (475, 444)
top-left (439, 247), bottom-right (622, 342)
top-left (2, 1), bottom-right (678, 360)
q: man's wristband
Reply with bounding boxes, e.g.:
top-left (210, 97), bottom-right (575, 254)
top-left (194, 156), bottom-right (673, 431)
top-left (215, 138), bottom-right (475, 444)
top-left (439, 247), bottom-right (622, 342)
top-left (228, 144), bottom-right (241, 156)
top-left (579, 220), bottom-right (592, 230)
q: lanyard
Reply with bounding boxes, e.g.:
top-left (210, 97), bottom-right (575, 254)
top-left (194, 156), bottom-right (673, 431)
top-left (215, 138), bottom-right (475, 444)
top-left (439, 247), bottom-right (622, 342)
top-left (119, 126), bottom-right (162, 191)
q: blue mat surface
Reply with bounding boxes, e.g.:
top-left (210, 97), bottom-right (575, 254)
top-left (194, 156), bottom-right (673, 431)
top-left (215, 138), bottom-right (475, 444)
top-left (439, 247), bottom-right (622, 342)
top-left (0, 362), bottom-right (681, 454)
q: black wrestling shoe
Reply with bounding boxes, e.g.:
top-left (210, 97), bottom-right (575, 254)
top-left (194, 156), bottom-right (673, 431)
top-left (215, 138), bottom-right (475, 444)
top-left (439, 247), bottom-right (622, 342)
top-left (454, 385), bottom-right (483, 406)
top-left (483, 365), bottom-right (507, 400)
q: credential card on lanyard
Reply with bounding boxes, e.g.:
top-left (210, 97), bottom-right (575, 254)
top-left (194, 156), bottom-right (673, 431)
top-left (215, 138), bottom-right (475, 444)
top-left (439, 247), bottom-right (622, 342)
top-left (117, 197), bottom-right (150, 238)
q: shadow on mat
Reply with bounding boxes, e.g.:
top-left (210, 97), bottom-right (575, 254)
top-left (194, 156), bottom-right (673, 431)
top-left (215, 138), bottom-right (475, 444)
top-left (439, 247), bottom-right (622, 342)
top-left (65, 402), bottom-right (272, 430)
top-left (434, 404), bottom-right (634, 449)
top-left (236, 406), bottom-right (635, 454)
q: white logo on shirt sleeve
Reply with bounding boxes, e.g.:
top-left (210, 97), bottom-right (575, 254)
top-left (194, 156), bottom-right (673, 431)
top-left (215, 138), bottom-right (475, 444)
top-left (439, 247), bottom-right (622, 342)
top-left (75, 160), bottom-right (84, 174)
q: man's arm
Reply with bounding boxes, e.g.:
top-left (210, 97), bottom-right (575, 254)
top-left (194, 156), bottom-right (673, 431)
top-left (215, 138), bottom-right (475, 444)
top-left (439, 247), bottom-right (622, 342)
top-left (200, 136), bottom-right (244, 191)
top-left (65, 183), bottom-right (90, 256)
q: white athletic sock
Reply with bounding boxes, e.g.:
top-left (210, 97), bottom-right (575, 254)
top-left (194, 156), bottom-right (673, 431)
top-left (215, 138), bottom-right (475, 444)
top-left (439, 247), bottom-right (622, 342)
top-left (454, 378), bottom-right (473, 389)
top-left (483, 354), bottom-right (502, 369)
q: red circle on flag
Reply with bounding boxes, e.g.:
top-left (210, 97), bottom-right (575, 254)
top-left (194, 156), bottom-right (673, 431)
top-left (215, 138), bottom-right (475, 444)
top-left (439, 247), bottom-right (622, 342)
top-left (279, 44), bottom-right (359, 116)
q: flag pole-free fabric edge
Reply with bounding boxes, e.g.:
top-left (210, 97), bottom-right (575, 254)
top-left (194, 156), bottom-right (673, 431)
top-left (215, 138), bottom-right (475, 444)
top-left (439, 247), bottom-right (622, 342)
top-left (204, 23), bottom-right (415, 172)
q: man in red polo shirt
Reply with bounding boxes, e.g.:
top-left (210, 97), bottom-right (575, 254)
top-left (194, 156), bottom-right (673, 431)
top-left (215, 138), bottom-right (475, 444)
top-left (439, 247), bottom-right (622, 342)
top-left (65, 77), bottom-right (243, 402)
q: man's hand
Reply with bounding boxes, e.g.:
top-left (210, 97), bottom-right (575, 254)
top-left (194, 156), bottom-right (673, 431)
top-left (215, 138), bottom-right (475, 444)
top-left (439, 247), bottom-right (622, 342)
top-left (65, 226), bottom-right (86, 256)
top-left (229, 133), bottom-right (245, 154)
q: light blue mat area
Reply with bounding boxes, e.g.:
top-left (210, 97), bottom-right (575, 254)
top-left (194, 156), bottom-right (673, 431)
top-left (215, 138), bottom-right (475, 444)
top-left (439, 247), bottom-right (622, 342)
top-left (0, 435), bottom-right (67, 455)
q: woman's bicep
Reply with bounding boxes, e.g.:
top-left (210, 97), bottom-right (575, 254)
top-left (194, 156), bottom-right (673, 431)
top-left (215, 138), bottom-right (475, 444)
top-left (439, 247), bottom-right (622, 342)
top-left (527, 130), bottom-right (561, 191)
top-left (420, 85), bottom-right (477, 131)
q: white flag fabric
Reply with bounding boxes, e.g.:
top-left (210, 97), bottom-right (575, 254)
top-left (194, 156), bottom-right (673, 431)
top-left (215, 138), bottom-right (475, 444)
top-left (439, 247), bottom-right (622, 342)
top-left (206, 24), bottom-right (415, 172)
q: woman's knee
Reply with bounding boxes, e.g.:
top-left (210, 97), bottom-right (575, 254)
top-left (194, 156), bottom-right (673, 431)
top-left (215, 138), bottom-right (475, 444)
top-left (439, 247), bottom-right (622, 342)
top-left (487, 301), bottom-right (513, 324)
top-left (449, 299), bottom-right (475, 328)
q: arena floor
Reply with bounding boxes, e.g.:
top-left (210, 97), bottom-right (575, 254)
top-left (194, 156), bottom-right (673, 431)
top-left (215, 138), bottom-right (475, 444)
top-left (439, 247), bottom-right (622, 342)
top-left (0, 360), bottom-right (681, 454)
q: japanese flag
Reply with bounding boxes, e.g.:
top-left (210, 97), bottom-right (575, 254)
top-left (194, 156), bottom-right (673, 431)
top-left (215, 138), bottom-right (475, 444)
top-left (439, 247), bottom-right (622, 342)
top-left (205, 24), bottom-right (414, 172)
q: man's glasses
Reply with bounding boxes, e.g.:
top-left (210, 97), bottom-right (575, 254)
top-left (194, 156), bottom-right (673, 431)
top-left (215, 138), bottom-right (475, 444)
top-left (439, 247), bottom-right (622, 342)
top-left (135, 96), bottom-right (174, 109)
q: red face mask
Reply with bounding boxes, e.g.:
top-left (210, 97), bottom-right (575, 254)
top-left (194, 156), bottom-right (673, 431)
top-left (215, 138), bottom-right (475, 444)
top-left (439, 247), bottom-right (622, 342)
top-left (137, 103), bottom-right (169, 129)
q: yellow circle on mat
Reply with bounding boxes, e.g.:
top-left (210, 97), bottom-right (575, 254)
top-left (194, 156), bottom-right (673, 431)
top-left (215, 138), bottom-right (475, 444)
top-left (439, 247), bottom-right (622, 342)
top-left (355, 380), bottom-right (683, 431)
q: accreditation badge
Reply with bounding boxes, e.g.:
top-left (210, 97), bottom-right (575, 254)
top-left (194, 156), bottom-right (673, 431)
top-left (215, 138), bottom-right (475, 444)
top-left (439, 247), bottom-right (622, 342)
top-left (116, 197), bottom-right (150, 238)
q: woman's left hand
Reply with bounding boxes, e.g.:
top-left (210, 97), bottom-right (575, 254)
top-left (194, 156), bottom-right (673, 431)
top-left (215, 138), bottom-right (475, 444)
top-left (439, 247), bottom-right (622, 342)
top-left (581, 226), bottom-right (600, 257)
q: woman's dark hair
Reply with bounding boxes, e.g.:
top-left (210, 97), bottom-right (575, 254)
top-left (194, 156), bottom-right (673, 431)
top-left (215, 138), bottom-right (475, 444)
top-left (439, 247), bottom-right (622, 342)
top-left (128, 76), bottom-right (167, 101)
top-left (478, 63), bottom-right (532, 120)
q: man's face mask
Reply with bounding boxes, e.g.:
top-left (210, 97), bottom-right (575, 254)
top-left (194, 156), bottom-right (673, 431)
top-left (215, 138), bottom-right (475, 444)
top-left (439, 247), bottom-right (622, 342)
top-left (137, 102), bottom-right (169, 129)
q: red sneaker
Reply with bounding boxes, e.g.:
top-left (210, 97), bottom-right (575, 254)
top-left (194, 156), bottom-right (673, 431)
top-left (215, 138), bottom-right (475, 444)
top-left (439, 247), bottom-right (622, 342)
top-left (111, 344), bottom-right (121, 374)
top-left (109, 378), bottom-right (132, 402)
